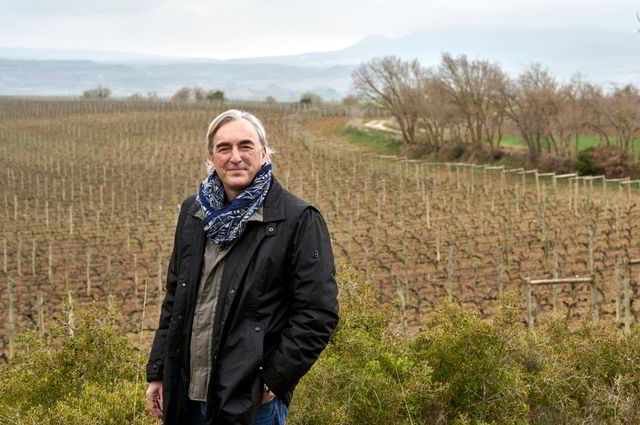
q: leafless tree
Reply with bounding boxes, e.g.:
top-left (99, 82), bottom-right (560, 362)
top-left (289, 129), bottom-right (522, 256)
top-left (602, 85), bottom-right (640, 153)
top-left (500, 64), bottom-right (560, 158)
top-left (549, 75), bottom-right (593, 157)
top-left (437, 53), bottom-right (508, 150)
top-left (352, 56), bottom-right (424, 144)
top-left (353, 54), bottom-right (640, 162)
top-left (581, 83), bottom-right (640, 154)
top-left (416, 72), bottom-right (457, 149)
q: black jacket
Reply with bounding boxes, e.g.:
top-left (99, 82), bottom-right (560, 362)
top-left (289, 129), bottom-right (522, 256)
top-left (146, 178), bottom-right (339, 424)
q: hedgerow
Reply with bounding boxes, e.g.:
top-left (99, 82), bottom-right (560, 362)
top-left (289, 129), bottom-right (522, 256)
top-left (1, 269), bottom-right (639, 425)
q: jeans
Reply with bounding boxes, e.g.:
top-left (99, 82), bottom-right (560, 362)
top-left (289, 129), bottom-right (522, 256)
top-left (188, 398), bottom-right (288, 425)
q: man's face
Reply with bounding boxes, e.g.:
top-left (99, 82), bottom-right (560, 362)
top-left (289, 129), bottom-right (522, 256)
top-left (211, 119), bottom-right (265, 199)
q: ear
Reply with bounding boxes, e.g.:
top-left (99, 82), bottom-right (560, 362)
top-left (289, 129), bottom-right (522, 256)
top-left (259, 145), bottom-right (267, 163)
top-left (206, 158), bottom-right (215, 175)
top-left (206, 150), bottom-right (217, 174)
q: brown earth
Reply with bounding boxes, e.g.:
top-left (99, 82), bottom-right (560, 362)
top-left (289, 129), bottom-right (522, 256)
top-left (1, 102), bottom-right (639, 362)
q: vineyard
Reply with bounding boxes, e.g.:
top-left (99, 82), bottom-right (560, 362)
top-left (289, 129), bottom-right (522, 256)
top-left (1, 98), bottom-right (639, 360)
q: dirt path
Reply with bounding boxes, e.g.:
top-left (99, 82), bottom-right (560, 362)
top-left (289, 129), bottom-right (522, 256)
top-left (363, 119), bottom-right (401, 135)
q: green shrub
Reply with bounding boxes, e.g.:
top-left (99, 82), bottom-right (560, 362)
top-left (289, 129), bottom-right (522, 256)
top-left (290, 266), bottom-right (445, 425)
top-left (2, 273), bottom-right (639, 425)
top-left (81, 85), bottom-right (111, 99)
top-left (412, 293), bottom-right (529, 424)
top-left (289, 274), bottom-right (640, 425)
top-left (526, 317), bottom-right (640, 424)
top-left (576, 147), bottom-right (605, 176)
top-left (451, 144), bottom-right (466, 160)
top-left (0, 303), bottom-right (155, 425)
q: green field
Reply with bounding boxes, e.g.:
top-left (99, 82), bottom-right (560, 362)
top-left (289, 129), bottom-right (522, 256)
top-left (500, 134), bottom-right (640, 152)
top-left (338, 126), bottom-right (402, 155)
top-left (339, 126), bottom-right (636, 157)
top-left (344, 127), bottom-right (640, 156)
top-left (352, 118), bottom-right (640, 155)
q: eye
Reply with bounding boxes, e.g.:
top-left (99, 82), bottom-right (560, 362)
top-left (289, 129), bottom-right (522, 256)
top-left (239, 142), bottom-right (255, 151)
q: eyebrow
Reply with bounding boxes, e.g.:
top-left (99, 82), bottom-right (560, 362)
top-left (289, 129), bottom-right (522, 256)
top-left (214, 139), bottom-right (257, 149)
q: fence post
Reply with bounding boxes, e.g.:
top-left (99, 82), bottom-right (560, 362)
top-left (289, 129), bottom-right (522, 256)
top-left (134, 253), bottom-right (138, 295)
top-left (552, 250), bottom-right (559, 312)
top-left (590, 275), bottom-right (599, 322)
top-left (447, 245), bottom-right (453, 299)
top-left (497, 251), bottom-right (505, 299)
top-left (624, 260), bottom-right (631, 333)
top-left (86, 250), bottom-right (91, 296)
top-left (574, 177), bottom-right (579, 215)
top-left (435, 228), bottom-right (441, 262)
top-left (38, 290), bottom-right (45, 337)
top-left (625, 259), bottom-right (639, 332)
top-left (615, 258), bottom-right (622, 324)
top-left (7, 277), bottom-right (15, 359)
top-left (3, 238), bottom-right (6, 274)
top-left (526, 278), bottom-right (534, 329)
top-left (17, 240), bottom-right (22, 277)
top-left (588, 228), bottom-right (598, 322)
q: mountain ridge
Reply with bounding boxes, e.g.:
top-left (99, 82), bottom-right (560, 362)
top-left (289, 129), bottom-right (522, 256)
top-left (1, 26), bottom-right (639, 100)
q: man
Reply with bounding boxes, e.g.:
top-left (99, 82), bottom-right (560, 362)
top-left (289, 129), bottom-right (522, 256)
top-left (145, 109), bottom-right (338, 425)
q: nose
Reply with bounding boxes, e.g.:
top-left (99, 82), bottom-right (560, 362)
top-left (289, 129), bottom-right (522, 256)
top-left (230, 145), bottom-right (242, 163)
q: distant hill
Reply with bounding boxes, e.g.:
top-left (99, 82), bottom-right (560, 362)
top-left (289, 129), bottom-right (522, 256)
top-left (0, 47), bottom-right (179, 62)
top-left (0, 59), bottom-right (350, 101)
top-left (1, 26), bottom-right (639, 100)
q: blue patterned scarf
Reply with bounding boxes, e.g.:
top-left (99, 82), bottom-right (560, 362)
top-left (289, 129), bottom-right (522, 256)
top-left (196, 163), bottom-right (272, 248)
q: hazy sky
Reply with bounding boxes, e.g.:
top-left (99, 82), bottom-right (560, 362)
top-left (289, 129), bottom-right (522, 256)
top-left (1, 0), bottom-right (638, 59)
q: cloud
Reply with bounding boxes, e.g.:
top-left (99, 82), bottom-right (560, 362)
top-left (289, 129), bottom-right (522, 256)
top-left (0, 0), bottom-right (638, 59)
top-left (0, 0), bottom-right (165, 16)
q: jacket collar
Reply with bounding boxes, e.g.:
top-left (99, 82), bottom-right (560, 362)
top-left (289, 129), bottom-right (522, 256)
top-left (262, 177), bottom-right (286, 222)
top-left (186, 177), bottom-right (286, 223)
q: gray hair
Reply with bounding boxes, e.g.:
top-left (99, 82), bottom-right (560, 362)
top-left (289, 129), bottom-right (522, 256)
top-left (205, 109), bottom-right (274, 174)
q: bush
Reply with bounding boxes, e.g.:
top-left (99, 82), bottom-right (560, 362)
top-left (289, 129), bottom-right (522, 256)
top-left (292, 278), bottom-right (640, 425)
top-left (576, 147), bottom-right (605, 176)
top-left (206, 90), bottom-right (225, 103)
top-left (576, 145), bottom-right (637, 178)
top-left (0, 302), bottom-right (154, 425)
top-left (300, 92), bottom-right (323, 105)
top-left (451, 144), bottom-right (466, 160)
top-left (412, 294), bottom-right (529, 424)
top-left (2, 272), bottom-right (639, 425)
top-left (81, 85), bottom-right (111, 99)
top-left (171, 87), bottom-right (192, 102)
top-left (525, 318), bottom-right (640, 424)
top-left (290, 265), bottom-right (445, 425)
